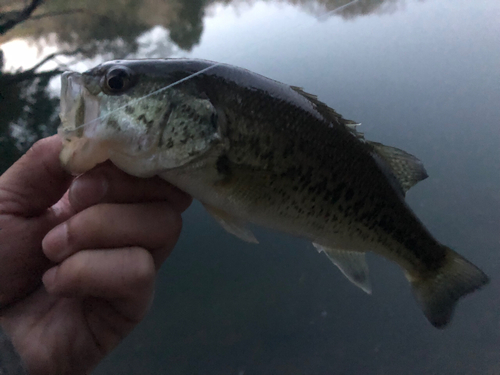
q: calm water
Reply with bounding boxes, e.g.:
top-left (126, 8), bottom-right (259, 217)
top-left (1, 0), bottom-right (499, 374)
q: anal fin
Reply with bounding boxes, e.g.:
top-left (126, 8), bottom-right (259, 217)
top-left (313, 243), bottom-right (372, 294)
top-left (203, 203), bottom-right (258, 244)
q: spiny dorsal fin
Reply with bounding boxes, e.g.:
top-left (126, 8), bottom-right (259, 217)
top-left (290, 86), bottom-right (363, 139)
top-left (368, 141), bottom-right (428, 194)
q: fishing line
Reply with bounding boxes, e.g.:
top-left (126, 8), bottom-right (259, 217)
top-left (68, 0), bottom-right (359, 132)
top-left (320, 0), bottom-right (360, 19)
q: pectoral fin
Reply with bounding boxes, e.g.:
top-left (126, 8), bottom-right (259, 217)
top-left (313, 243), bottom-right (372, 294)
top-left (203, 204), bottom-right (258, 243)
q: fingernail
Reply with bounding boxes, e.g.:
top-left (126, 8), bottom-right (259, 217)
top-left (70, 175), bottom-right (108, 209)
top-left (42, 223), bottom-right (68, 262)
top-left (42, 266), bottom-right (59, 291)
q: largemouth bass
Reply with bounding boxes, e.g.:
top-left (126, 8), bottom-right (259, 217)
top-left (58, 59), bottom-right (488, 328)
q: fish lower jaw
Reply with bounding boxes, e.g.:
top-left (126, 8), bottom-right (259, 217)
top-left (59, 137), bottom-right (111, 175)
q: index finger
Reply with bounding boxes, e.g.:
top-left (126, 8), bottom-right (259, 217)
top-left (68, 162), bottom-right (193, 213)
top-left (0, 136), bottom-right (72, 216)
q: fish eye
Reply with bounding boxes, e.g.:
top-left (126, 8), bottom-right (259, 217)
top-left (103, 66), bottom-right (135, 94)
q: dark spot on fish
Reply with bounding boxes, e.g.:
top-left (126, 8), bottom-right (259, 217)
top-left (138, 114), bottom-right (147, 124)
top-left (378, 215), bottom-right (395, 234)
top-left (282, 143), bottom-right (295, 159)
top-left (310, 178), bottom-right (328, 196)
top-left (345, 188), bottom-right (354, 202)
top-left (216, 154), bottom-right (231, 176)
top-left (165, 139), bottom-right (174, 149)
top-left (108, 118), bottom-right (120, 130)
top-left (281, 166), bottom-right (301, 180)
top-left (210, 112), bottom-right (218, 130)
top-left (159, 104), bottom-right (174, 147)
top-left (260, 150), bottom-right (274, 163)
top-left (179, 127), bottom-right (192, 145)
top-left (405, 237), bottom-right (417, 250)
top-left (297, 138), bottom-right (308, 153)
top-left (330, 182), bottom-right (346, 205)
top-left (351, 199), bottom-right (365, 215)
top-left (125, 105), bottom-right (134, 115)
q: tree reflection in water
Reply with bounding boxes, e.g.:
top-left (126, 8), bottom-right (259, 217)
top-left (0, 0), bottom-right (402, 174)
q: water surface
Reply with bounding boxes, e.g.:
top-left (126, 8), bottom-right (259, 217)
top-left (1, 0), bottom-right (499, 374)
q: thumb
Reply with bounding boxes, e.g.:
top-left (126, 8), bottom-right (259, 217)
top-left (0, 135), bottom-right (73, 217)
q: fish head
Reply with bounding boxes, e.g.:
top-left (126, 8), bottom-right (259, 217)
top-left (59, 59), bottom-right (222, 177)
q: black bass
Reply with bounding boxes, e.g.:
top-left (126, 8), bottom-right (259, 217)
top-left (58, 59), bottom-right (488, 328)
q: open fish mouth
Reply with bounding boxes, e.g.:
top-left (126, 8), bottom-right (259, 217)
top-left (59, 72), bottom-right (99, 135)
top-left (58, 71), bottom-right (110, 174)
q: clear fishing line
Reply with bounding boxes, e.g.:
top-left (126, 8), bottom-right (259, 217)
top-left (68, 0), bottom-right (359, 132)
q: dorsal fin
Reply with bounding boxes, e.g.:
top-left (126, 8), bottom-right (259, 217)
top-left (290, 86), bottom-right (363, 139)
top-left (290, 86), bottom-right (426, 193)
top-left (368, 141), bottom-right (428, 194)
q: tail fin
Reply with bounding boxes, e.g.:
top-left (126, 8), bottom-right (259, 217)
top-left (410, 247), bottom-right (489, 328)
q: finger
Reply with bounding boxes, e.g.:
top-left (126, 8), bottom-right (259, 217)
top-left (0, 217), bottom-right (54, 307)
top-left (0, 136), bottom-right (72, 216)
top-left (42, 247), bottom-right (156, 321)
top-left (42, 202), bottom-right (182, 266)
top-left (68, 162), bottom-right (192, 213)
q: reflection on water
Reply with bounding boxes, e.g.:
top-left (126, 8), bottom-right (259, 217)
top-left (1, 0), bottom-right (499, 374)
top-left (0, 51), bottom-right (60, 172)
top-left (0, 0), bottom-right (404, 173)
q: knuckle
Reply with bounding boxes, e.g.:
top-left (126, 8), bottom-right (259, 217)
top-left (69, 204), bottom-right (108, 242)
top-left (64, 219), bottom-right (77, 249)
top-left (58, 252), bottom-right (89, 290)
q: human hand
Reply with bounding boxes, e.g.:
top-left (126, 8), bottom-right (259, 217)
top-left (0, 136), bottom-right (192, 375)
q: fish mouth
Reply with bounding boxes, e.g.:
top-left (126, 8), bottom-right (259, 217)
top-left (59, 71), bottom-right (97, 134)
top-left (58, 71), bottom-right (109, 174)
